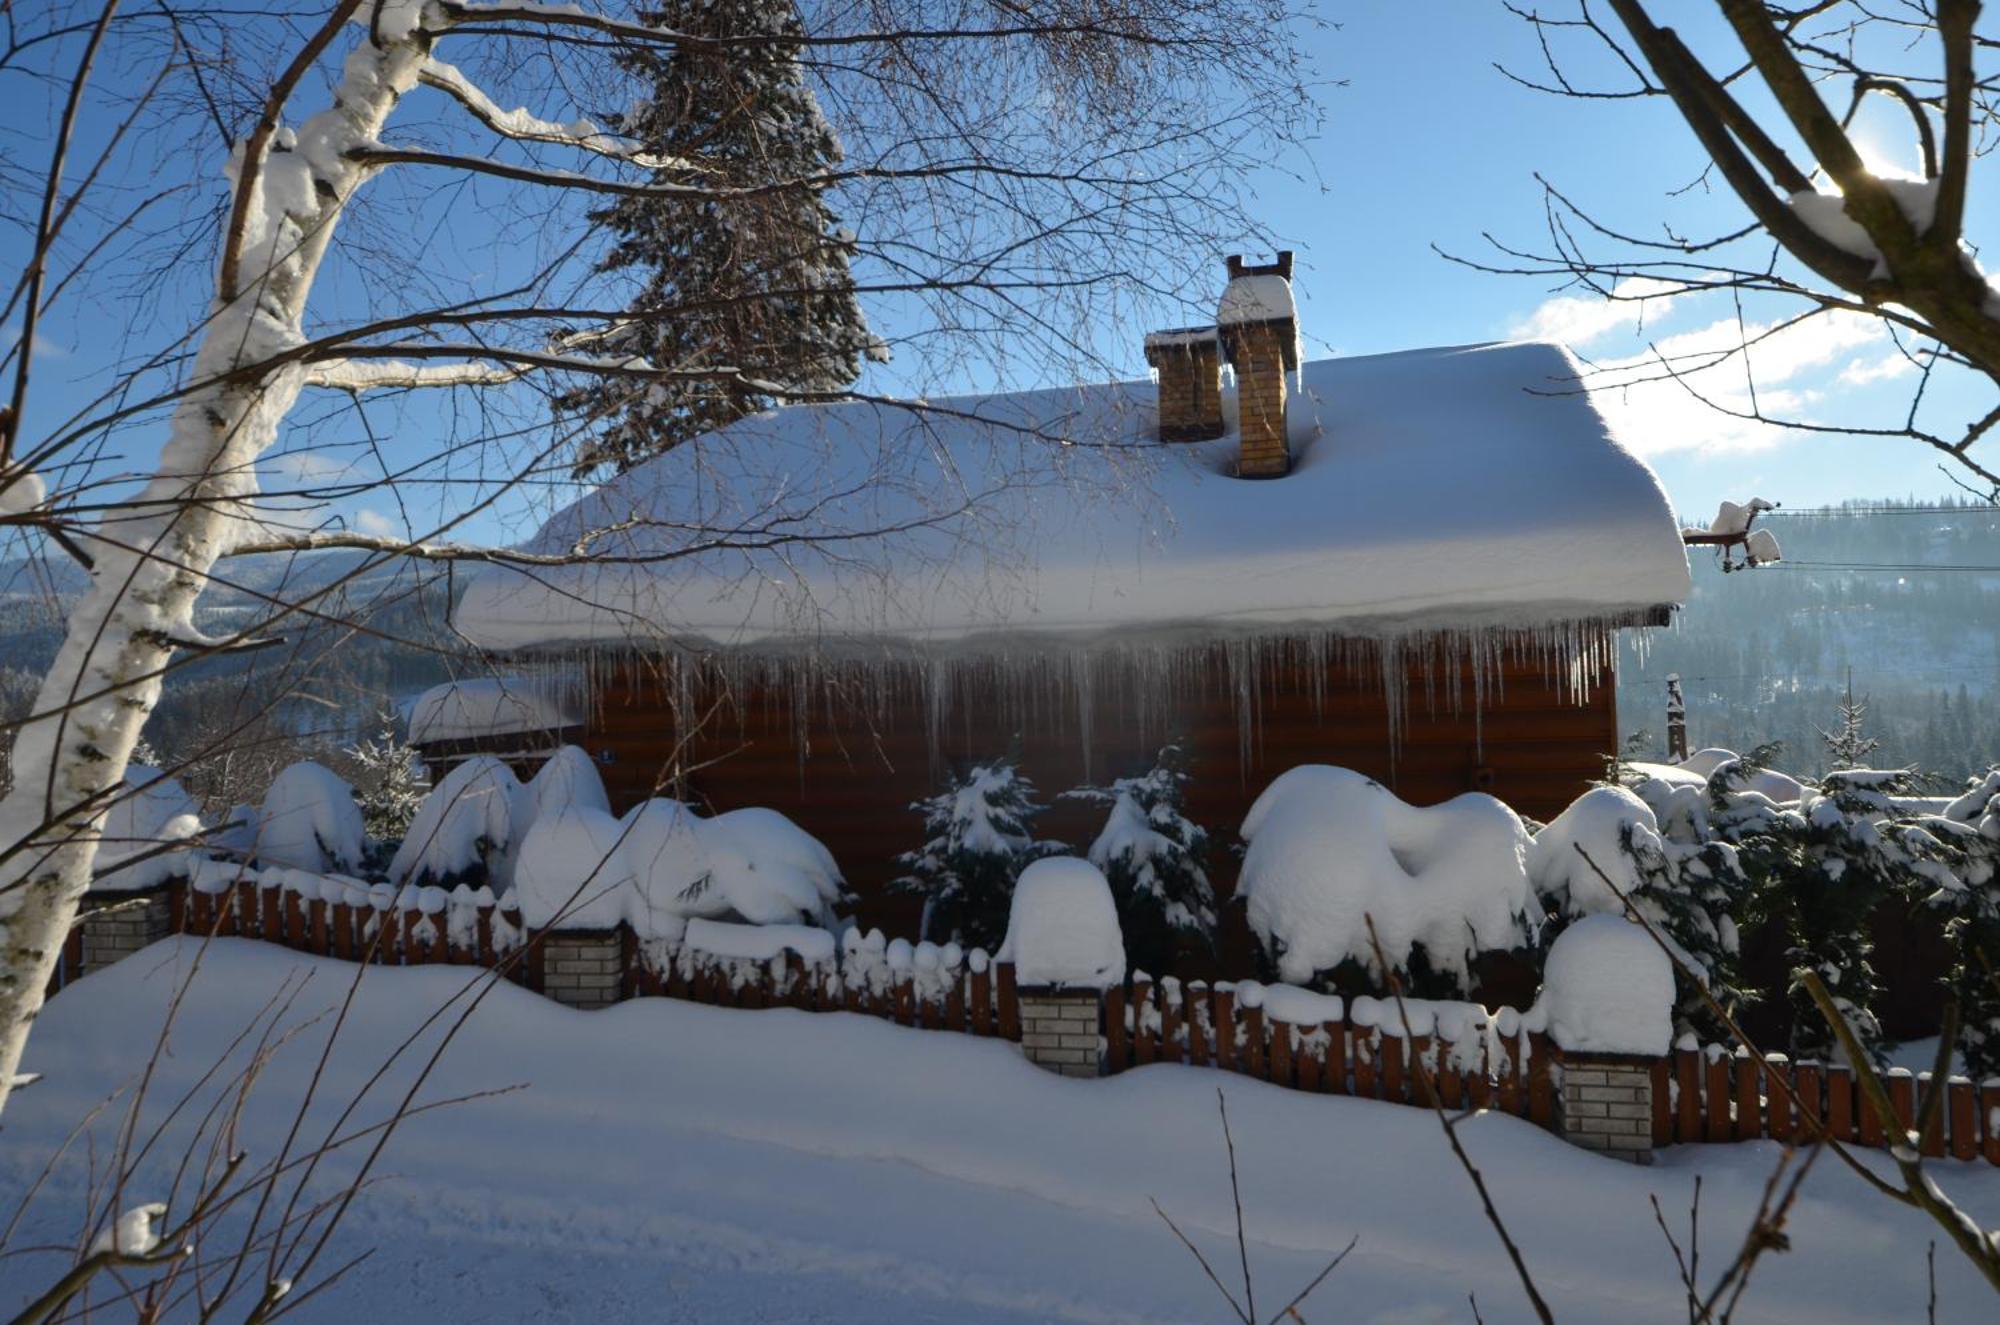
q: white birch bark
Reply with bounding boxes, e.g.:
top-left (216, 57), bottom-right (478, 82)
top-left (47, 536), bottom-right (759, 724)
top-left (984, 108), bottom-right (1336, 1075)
top-left (0, 6), bottom-right (437, 1117)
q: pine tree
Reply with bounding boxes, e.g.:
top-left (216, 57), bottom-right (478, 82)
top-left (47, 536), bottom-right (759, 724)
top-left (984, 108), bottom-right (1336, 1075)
top-left (343, 713), bottom-right (427, 846)
top-left (1818, 668), bottom-right (1881, 770)
top-left (1066, 745), bottom-right (1217, 977)
top-left (1923, 770), bottom-right (2000, 1077)
top-left (894, 760), bottom-right (1062, 951)
top-left (555, 0), bottom-right (877, 475)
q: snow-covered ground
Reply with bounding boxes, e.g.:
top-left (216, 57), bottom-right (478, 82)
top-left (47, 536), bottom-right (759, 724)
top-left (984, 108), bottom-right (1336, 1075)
top-left (9, 940), bottom-right (2000, 1324)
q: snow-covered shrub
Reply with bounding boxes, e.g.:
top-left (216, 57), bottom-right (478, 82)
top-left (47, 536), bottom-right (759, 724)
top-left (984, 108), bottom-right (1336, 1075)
top-left (254, 761), bottom-right (365, 875)
top-left (1533, 914), bottom-right (1674, 1057)
top-left (1065, 745), bottom-right (1216, 976)
top-left (997, 857), bottom-right (1124, 989)
top-left (92, 765), bottom-right (203, 892)
top-left (516, 745), bottom-right (610, 837)
top-left (1915, 769), bottom-right (2000, 1076)
top-left (388, 756), bottom-right (523, 891)
top-left (342, 714), bottom-right (427, 843)
top-left (1237, 766), bottom-right (1539, 998)
top-left (1530, 784), bottom-right (1748, 1037)
top-left (699, 807), bottom-right (844, 926)
top-left (895, 760), bottom-right (1062, 951)
top-left (514, 806), bottom-right (635, 930)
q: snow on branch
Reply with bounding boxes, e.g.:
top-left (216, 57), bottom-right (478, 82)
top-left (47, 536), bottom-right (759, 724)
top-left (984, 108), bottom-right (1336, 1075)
top-left (302, 357), bottom-right (525, 391)
top-left (417, 59), bottom-right (696, 170)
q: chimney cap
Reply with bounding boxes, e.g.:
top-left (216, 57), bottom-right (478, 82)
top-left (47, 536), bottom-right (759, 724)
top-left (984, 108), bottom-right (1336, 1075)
top-left (1224, 251), bottom-right (1293, 281)
top-left (1144, 326), bottom-right (1220, 360)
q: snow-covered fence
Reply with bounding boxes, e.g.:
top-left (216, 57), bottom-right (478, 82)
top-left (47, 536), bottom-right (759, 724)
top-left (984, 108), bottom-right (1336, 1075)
top-left (1109, 975), bottom-right (1561, 1127)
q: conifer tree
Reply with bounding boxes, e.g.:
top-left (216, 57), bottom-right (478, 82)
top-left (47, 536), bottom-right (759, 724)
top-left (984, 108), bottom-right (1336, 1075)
top-left (1818, 669), bottom-right (1881, 770)
top-left (556, 0), bottom-right (877, 475)
top-left (895, 760), bottom-right (1061, 951)
top-left (1066, 745), bottom-right (1217, 976)
top-left (343, 713), bottom-right (428, 845)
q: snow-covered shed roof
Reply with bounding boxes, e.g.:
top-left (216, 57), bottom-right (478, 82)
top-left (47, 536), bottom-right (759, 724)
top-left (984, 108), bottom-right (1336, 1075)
top-left (406, 677), bottom-right (582, 745)
top-left (454, 341), bottom-right (1691, 654)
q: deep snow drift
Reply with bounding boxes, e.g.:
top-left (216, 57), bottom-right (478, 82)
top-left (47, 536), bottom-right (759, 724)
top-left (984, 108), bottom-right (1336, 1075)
top-left (9, 941), bottom-right (1999, 1323)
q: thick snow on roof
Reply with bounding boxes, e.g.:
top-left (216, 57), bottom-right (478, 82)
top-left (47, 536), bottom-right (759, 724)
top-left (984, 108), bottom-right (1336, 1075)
top-left (407, 677), bottom-right (581, 744)
top-left (456, 342), bottom-right (1691, 652)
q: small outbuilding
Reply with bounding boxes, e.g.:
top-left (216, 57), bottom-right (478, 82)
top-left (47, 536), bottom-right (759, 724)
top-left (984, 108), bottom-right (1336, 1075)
top-left (453, 253), bottom-right (1691, 928)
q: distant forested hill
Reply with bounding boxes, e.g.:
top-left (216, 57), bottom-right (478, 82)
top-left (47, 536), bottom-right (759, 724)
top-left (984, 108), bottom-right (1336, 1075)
top-left (1616, 497), bottom-right (2000, 784)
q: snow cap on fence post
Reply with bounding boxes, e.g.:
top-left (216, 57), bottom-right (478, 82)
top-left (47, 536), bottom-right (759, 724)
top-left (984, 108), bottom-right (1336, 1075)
top-left (1537, 914), bottom-right (1674, 1164)
top-left (999, 858), bottom-right (1124, 1078)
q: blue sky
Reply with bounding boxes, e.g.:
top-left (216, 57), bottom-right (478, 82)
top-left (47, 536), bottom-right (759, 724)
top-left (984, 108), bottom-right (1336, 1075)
top-left (10, 4), bottom-right (1995, 555)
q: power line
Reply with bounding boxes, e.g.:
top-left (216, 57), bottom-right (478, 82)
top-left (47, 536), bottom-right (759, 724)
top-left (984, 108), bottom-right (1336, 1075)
top-left (1770, 560), bottom-right (2000, 574)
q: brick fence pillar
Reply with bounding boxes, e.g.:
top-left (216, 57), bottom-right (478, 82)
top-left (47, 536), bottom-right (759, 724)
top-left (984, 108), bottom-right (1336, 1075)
top-left (1017, 987), bottom-right (1106, 1078)
top-left (79, 886), bottom-right (178, 976)
top-left (540, 929), bottom-right (625, 1010)
top-left (1557, 1050), bottom-right (1658, 1164)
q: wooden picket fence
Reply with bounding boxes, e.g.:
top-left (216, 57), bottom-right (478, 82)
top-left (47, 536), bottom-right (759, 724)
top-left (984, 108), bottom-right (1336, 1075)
top-left (1669, 1045), bottom-right (2000, 1166)
top-left (56, 876), bottom-right (2000, 1165)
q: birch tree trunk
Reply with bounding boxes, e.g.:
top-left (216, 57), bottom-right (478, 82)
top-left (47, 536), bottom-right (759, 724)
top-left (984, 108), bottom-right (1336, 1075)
top-left (0, 6), bottom-right (430, 1118)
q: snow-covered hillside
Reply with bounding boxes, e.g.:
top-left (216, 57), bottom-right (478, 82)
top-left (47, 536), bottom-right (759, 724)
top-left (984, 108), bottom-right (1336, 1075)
top-left (8, 941), bottom-right (1999, 1323)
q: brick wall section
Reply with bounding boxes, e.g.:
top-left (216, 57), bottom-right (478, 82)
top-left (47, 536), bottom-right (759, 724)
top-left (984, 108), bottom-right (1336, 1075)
top-left (1220, 321), bottom-right (1290, 477)
top-left (79, 890), bottom-right (176, 976)
top-left (1558, 1054), bottom-right (1656, 1164)
top-left (1145, 340), bottom-right (1224, 443)
top-left (1018, 989), bottom-right (1105, 1078)
top-left (542, 931), bottom-right (624, 1011)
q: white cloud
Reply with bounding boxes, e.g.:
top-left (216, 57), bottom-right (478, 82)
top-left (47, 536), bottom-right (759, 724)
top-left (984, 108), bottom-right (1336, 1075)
top-left (1838, 352), bottom-right (1920, 387)
top-left (263, 450), bottom-right (354, 485)
top-left (1575, 308), bottom-right (1891, 458)
top-left (1507, 277), bottom-right (1683, 346)
top-left (353, 508), bottom-right (400, 537)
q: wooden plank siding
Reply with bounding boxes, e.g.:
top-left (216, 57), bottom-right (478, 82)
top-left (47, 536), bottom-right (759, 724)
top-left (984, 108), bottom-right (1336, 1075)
top-left (580, 643), bottom-right (1618, 936)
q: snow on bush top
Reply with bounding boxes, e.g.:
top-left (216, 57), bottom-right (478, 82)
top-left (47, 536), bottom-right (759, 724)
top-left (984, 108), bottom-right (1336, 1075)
top-left (512, 793), bottom-right (845, 935)
top-left (1676, 748), bottom-right (1804, 803)
top-left (1535, 914), bottom-right (1674, 1056)
top-left (406, 677), bottom-right (580, 744)
top-left (453, 343), bottom-right (1690, 650)
top-left (1238, 766), bottom-right (1537, 988)
top-left (389, 756), bottom-right (522, 890)
top-left (519, 745), bottom-right (609, 828)
top-left (93, 765), bottom-right (202, 892)
top-left (998, 857), bottom-right (1125, 989)
top-left (254, 761), bottom-right (364, 875)
top-left (1529, 785), bottom-right (1658, 917)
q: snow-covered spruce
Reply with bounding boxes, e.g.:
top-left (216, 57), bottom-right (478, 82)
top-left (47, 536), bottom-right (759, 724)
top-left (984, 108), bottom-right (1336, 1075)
top-left (389, 757), bottom-right (525, 892)
top-left (254, 762), bottom-right (365, 876)
top-left (1065, 746), bottom-right (1216, 976)
top-left (1528, 784), bottom-right (1748, 1038)
top-left (1916, 768), bottom-right (2000, 1076)
top-left (1237, 766), bottom-right (1540, 998)
top-left (997, 857), bottom-right (1125, 990)
top-left (552, 0), bottom-right (874, 475)
top-left (895, 760), bottom-right (1063, 952)
top-left (341, 714), bottom-right (429, 844)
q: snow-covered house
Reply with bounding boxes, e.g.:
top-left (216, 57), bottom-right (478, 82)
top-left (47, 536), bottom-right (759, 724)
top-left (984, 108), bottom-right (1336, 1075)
top-left (405, 676), bottom-right (584, 779)
top-left (453, 253), bottom-right (1691, 925)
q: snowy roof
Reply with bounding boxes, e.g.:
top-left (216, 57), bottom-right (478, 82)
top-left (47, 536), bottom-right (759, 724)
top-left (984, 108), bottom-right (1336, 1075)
top-left (407, 677), bottom-right (582, 745)
top-left (454, 341), bottom-right (1691, 653)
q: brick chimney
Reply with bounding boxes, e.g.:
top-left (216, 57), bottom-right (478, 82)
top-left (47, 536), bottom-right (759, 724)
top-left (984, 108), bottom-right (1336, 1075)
top-left (1143, 328), bottom-right (1225, 443)
top-left (1216, 251), bottom-right (1299, 478)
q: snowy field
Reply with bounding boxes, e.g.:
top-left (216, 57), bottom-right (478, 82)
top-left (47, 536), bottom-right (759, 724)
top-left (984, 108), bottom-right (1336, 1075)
top-left (8, 939), bottom-right (2000, 1324)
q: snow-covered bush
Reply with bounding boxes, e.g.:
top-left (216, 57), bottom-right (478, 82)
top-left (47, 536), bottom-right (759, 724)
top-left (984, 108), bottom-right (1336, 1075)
top-left (1065, 746), bottom-right (1216, 976)
top-left (92, 765), bottom-right (203, 892)
top-left (514, 806), bottom-right (635, 931)
top-left (516, 745), bottom-right (610, 836)
top-left (895, 760), bottom-right (1062, 951)
top-left (1915, 769), bottom-right (2000, 1076)
top-left (997, 857), bottom-right (1124, 989)
top-left (512, 795), bottom-right (846, 937)
top-left (388, 756), bottom-right (523, 891)
top-left (254, 762), bottom-right (365, 875)
top-left (1534, 914), bottom-right (1675, 1057)
top-left (1237, 766), bottom-right (1539, 998)
top-left (1530, 784), bottom-right (1748, 1037)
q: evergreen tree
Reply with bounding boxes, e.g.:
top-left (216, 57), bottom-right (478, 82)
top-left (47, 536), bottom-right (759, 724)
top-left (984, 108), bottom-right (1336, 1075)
top-left (343, 713), bottom-right (428, 848)
top-left (556, 0), bottom-right (877, 475)
top-left (894, 760), bottom-right (1061, 951)
top-left (1065, 745), bottom-right (1217, 977)
top-left (1818, 669), bottom-right (1881, 769)
top-left (1923, 770), bottom-right (2000, 1077)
